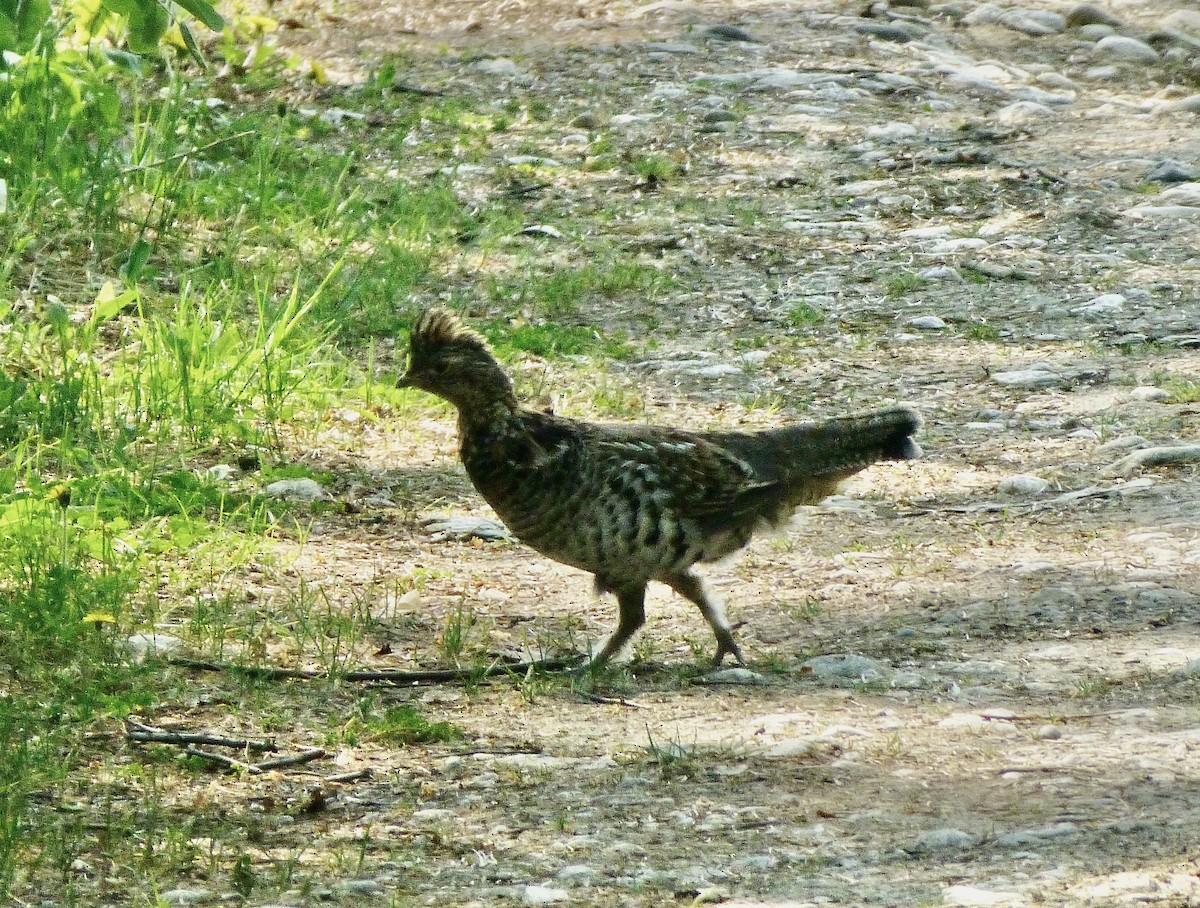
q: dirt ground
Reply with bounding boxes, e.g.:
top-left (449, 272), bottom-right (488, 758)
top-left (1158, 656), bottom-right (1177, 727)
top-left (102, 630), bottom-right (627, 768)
top-left (137, 0), bottom-right (1200, 905)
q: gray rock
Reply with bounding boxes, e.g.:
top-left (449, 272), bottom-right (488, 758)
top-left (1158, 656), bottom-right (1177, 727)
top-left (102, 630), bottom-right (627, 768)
top-left (645, 41), bottom-right (700, 54)
top-left (750, 69), bottom-right (814, 91)
top-left (1077, 22), bottom-right (1116, 40)
top-left (206, 463), bottom-right (239, 482)
top-left (1035, 724), bottom-right (1063, 740)
top-left (1093, 35), bottom-right (1159, 62)
top-left (1159, 182), bottom-right (1200, 205)
top-left (702, 667), bottom-right (765, 684)
top-left (910, 828), bottom-right (978, 851)
top-left (998, 474), bottom-right (1050, 495)
top-left (1135, 588), bottom-right (1199, 609)
top-left (962, 4), bottom-right (1004, 26)
top-left (692, 363), bottom-right (742, 378)
top-left (1124, 204), bottom-right (1200, 219)
top-left (919, 265), bottom-right (964, 282)
top-left (733, 853), bottom-right (778, 871)
top-left (264, 478), bottom-right (330, 500)
top-left (335, 879), bottom-right (384, 895)
top-left (991, 368), bottom-right (1065, 389)
top-left (854, 21), bottom-right (917, 42)
top-left (1129, 386), bottom-right (1169, 401)
top-left (1174, 659), bottom-right (1200, 680)
top-left (160, 892), bottom-right (214, 907)
top-left (996, 822), bottom-right (1079, 846)
top-left (1163, 10), bottom-right (1200, 36)
top-left (1022, 9), bottom-right (1067, 32)
top-left (908, 315), bottom-right (947, 330)
top-left (423, 515), bottom-right (513, 541)
top-left (946, 70), bottom-right (1011, 97)
top-left (557, 864), bottom-right (600, 885)
top-left (123, 632), bottom-right (185, 663)
top-left (866, 121), bottom-right (919, 142)
top-left (475, 58), bottom-right (522, 77)
top-left (1036, 71), bottom-right (1078, 91)
top-left (1066, 3), bottom-right (1122, 28)
top-left (1146, 159), bottom-right (1198, 184)
top-left (1030, 587), bottom-right (1084, 613)
top-left (945, 885), bottom-right (1026, 906)
top-left (1071, 293), bottom-right (1125, 318)
top-left (1001, 10), bottom-right (1061, 35)
top-left (763, 737), bottom-right (824, 758)
top-left (803, 653), bottom-right (888, 680)
top-left (995, 101), bottom-right (1054, 125)
top-left (705, 24), bottom-right (757, 42)
top-left (524, 885), bottom-right (569, 904)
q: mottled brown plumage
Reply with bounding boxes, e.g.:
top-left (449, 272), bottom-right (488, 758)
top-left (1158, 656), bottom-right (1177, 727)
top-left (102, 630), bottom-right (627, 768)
top-left (398, 309), bottom-right (922, 668)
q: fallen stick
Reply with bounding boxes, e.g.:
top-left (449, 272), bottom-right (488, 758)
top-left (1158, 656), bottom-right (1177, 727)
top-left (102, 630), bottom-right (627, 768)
top-left (253, 748), bottom-right (327, 771)
top-left (182, 746), bottom-right (326, 774)
top-left (167, 655), bottom-right (584, 685)
top-left (1102, 444), bottom-right (1200, 478)
top-left (125, 719), bottom-right (278, 753)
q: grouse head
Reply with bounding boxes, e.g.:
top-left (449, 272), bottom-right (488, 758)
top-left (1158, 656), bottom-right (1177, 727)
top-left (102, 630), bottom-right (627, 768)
top-left (397, 309), bottom-right (515, 410)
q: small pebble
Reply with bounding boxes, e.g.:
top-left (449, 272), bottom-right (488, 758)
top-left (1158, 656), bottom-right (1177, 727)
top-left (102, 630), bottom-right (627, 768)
top-left (802, 653), bottom-right (888, 680)
top-left (854, 21), bottom-right (917, 42)
top-left (911, 828), bottom-right (978, 851)
top-left (159, 892), bottom-right (214, 907)
top-left (907, 315), bottom-right (947, 330)
top-left (474, 58), bottom-right (522, 77)
top-left (945, 884), bottom-right (1025, 906)
top-left (994, 101), bottom-right (1054, 126)
top-left (701, 667), bottom-right (765, 684)
top-left (264, 478), bottom-right (330, 501)
top-left (1071, 293), bottom-right (1125, 318)
top-left (524, 885), bottom-right (569, 905)
top-left (1035, 724), bottom-right (1063, 740)
top-left (991, 369), bottom-right (1064, 389)
top-left (919, 265), bottom-right (964, 282)
top-left (1129, 386), bottom-right (1169, 401)
top-left (998, 474), bottom-right (1050, 495)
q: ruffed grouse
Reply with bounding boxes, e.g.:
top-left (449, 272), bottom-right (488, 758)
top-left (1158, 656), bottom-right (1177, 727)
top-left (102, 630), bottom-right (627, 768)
top-left (398, 309), bottom-right (922, 669)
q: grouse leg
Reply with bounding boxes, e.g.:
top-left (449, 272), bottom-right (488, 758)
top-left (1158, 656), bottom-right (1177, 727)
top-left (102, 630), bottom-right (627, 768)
top-left (585, 583), bottom-right (647, 670)
top-left (664, 571), bottom-right (745, 666)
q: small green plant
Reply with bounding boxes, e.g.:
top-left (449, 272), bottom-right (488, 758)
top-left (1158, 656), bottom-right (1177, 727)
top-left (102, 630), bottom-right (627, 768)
top-left (1166, 379), bottom-right (1200, 404)
top-left (631, 154), bottom-right (678, 188)
top-left (884, 271), bottom-right (922, 297)
top-left (644, 726), bottom-right (699, 779)
top-left (366, 705), bottom-right (464, 745)
top-left (438, 605), bottom-right (478, 666)
top-left (967, 323), bottom-right (1000, 341)
top-left (786, 302), bottom-right (824, 327)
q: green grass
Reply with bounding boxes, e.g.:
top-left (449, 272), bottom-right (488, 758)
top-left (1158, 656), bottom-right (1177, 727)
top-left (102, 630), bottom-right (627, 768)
top-left (486, 260), bottom-right (673, 317)
top-left (366, 705), bottom-right (465, 745)
top-left (1166, 379), bottom-right (1200, 404)
top-left (786, 301), bottom-right (825, 327)
top-left (884, 271), bottom-right (923, 297)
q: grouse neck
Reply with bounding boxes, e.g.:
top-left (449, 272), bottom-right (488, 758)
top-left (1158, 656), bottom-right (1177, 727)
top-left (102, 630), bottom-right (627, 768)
top-left (456, 396), bottom-right (520, 434)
